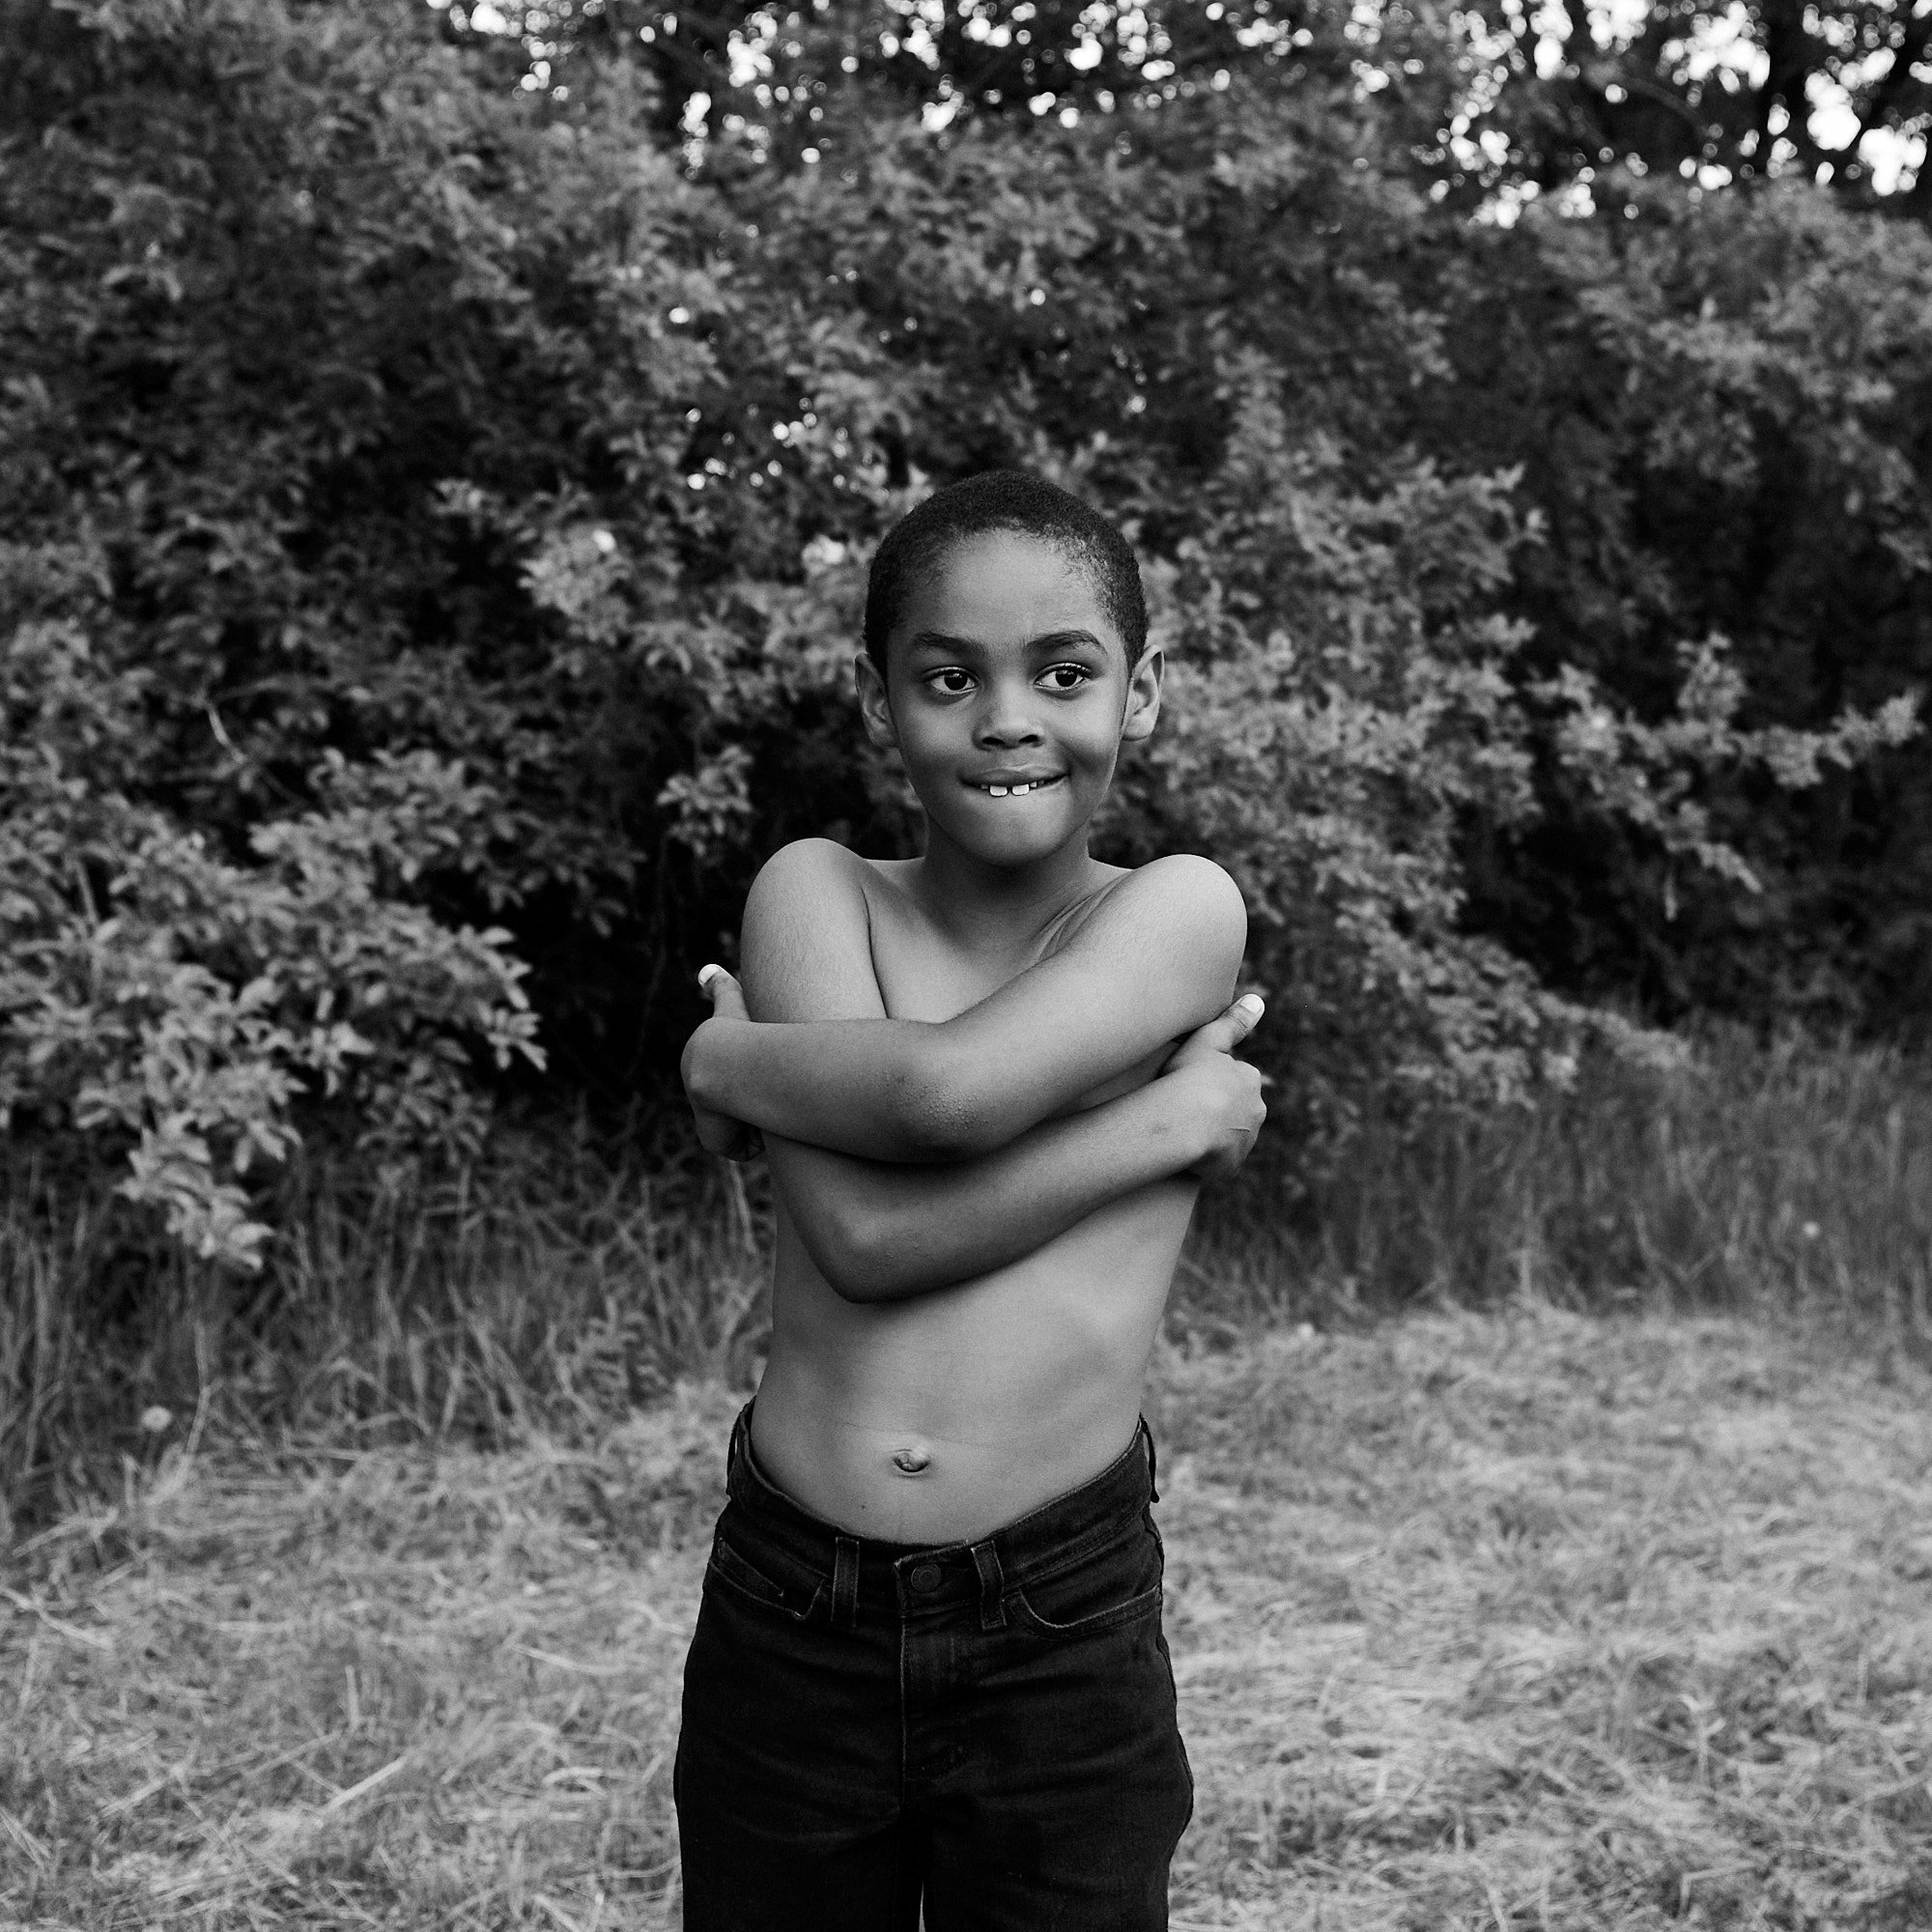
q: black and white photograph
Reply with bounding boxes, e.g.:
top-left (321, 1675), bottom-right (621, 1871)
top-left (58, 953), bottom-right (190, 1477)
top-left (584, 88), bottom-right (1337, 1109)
top-left (4, 0), bottom-right (1930, 1923)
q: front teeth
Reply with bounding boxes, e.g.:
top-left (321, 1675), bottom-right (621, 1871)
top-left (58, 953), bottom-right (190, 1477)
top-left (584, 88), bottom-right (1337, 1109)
top-left (984, 780), bottom-right (1050, 797)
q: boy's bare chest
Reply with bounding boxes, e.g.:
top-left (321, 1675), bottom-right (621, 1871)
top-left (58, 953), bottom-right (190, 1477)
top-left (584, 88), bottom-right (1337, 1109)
top-left (862, 868), bottom-right (1167, 1109)
top-left (861, 875), bottom-right (1081, 1022)
top-left (867, 923), bottom-right (1016, 1024)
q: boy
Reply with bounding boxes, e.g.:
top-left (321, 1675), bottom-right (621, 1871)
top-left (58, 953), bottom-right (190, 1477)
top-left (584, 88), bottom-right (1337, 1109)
top-left (675, 470), bottom-right (1266, 1930)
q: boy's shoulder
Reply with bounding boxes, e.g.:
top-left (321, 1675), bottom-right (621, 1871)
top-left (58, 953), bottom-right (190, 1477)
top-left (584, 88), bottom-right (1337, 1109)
top-left (1044, 853), bottom-right (1245, 956)
top-left (749, 837), bottom-right (901, 893)
top-left (738, 839), bottom-right (888, 1018)
top-left (743, 838), bottom-right (906, 934)
top-left (1109, 851), bottom-right (1245, 918)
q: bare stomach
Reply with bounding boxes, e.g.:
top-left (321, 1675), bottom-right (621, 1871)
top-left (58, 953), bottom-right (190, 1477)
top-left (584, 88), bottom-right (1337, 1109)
top-left (748, 1179), bottom-right (1198, 1544)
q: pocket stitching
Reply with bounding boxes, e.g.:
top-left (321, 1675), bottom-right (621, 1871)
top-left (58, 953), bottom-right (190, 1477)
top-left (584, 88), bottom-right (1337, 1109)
top-left (1010, 1580), bottom-right (1163, 1639)
top-left (706, 1538), bottom-right (821, 1622)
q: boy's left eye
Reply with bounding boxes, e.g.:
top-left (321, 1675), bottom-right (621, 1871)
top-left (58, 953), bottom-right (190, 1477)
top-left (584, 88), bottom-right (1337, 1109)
top-left (1038, 664), bottom-right (1094, 692)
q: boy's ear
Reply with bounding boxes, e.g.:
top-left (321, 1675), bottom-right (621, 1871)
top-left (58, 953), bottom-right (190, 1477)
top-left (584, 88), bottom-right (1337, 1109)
top-left (854, 651), bottom-right (899, 751)
top-left (1119, 646), bottom-right (1163, 744)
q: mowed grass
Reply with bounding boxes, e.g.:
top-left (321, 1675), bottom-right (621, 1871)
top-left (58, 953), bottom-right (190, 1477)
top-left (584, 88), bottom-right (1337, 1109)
top-left (4, 1309), bottom-right (1929, 1931)
top-left (1154, 1317), bottom-right (1932, 1931)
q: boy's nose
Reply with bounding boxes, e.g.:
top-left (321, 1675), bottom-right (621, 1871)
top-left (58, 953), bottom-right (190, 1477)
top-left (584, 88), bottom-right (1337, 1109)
top-left (975, 694), bottom-right (1043, 747)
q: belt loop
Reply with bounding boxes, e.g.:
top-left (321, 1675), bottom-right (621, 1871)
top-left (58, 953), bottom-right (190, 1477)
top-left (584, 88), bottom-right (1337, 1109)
top-left (1142, 1416), bottom-right (1159, 1504)
top-left (833, 1536), bottom-right (862, 1633)
top-left (971, 1541), bottom-right (1008, 1632)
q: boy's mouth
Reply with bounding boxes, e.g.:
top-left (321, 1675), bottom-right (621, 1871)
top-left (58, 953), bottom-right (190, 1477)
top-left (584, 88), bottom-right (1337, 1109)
top-left (970, 774), bottom-right (1065, 799)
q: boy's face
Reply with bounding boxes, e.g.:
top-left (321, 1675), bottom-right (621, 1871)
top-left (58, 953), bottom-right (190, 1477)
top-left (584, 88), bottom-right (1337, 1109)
top-left (857, 530), bottom-right (1161, 870)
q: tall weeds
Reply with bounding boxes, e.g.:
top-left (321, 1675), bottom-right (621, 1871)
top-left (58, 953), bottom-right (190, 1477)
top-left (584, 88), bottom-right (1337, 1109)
top-left (5, 1033), bottom-right (1928, 1529)
top-left (0, 1125), bottom-right (770, 1528)
top-left (1188, 1027), bottom-right (1932, 1336)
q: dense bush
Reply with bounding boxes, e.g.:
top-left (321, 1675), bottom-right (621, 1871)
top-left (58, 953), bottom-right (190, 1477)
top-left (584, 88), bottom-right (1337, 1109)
top-left (2, 618), bottom-right (541, 1265)
top-left (1433, 188), bottom-right (1932, 1023)
top-left (1, 0), bottom-right (1925, 1280)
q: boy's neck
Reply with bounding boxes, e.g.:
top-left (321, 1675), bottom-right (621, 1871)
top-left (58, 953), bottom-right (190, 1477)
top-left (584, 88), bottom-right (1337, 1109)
top-left (909, 824), bottom-right (1112, 946)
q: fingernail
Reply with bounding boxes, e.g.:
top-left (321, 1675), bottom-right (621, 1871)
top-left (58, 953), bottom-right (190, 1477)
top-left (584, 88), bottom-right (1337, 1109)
top-left (697, 963), bottom-right (726, 990)
top-left (1238, 993), bottom-right (1264, 1014)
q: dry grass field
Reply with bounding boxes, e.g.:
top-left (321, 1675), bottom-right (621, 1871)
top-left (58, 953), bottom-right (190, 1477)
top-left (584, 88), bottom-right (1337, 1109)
top-left (5, 1306), bottom-right (1929, 1931)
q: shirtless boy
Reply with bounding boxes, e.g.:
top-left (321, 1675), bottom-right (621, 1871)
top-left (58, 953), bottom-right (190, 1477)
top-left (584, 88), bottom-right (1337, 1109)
top-left (674, 470), bottom-right (1266, 1930)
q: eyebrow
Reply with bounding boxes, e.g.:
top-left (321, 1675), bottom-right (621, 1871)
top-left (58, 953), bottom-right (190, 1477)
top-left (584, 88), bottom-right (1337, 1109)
top-left (901, 627), bottom-right (1111, 656)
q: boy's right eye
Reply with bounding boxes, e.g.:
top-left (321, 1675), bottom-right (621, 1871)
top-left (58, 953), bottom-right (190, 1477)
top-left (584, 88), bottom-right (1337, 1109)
top-left (924, 668), bottom-right (976, 695)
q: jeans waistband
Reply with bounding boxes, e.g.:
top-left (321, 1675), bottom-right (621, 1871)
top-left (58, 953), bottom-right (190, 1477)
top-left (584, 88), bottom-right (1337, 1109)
top-left (722, 1405), bottom-right (1158, 1629)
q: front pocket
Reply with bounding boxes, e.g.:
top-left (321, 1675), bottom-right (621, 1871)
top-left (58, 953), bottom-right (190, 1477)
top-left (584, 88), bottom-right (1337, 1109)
top-left (704, 1533), bottom-right (823, 1622)
top-left (1010, 1579), bottom-right (1163, 1639)
top-left (1009, 1521), bottom-right (1166, 1639)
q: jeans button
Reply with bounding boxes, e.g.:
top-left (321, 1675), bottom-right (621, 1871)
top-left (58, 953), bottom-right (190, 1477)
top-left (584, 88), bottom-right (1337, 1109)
top-left (910, 1562), bottom-right (941, 1592)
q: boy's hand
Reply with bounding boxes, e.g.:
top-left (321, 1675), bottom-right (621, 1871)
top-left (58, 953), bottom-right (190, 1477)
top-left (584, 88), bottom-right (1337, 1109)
top-left (1160, 993), bottom-right (1267, 1182)
top-left (686, 965), bottom-right (764, 1162)
top-left (1161, 991), bottom-right (1264, 1074)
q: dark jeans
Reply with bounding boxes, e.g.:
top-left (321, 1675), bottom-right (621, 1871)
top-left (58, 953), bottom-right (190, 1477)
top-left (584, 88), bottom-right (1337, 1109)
top-left (674, 1406), bottom-right (1193, 1931)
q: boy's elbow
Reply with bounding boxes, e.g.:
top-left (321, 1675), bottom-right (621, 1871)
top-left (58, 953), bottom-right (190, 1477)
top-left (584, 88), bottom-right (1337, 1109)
top-left (892, 1097), bottom-right (985, 1163)
top-left (810, 1202), bottom-right (898, 1303)
top-left (888, 1037), bottom-right (1002, 1160)
top-left (679, 1016), bottom-right (730, 1115)
top-left (815, 1207), bottom-right (951, 1304)
top-left (820, 1227), bottom-right (886, 1303)
top-left (826, 1266), bottom-right (892, 1305)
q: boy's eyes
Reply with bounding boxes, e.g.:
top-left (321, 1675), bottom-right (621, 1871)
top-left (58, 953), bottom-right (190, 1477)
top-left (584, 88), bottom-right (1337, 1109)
top-left (921, 663), bottom-right (1096, 696)
top-left (1038, 662), bottom-right (1094, 692)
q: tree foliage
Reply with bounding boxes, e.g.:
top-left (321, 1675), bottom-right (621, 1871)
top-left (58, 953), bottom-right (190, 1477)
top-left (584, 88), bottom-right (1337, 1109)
top-left (1, 0), bottom-right (1924, 1266)
top-left (518, 0), bottom-right (1932, 206)
top-left (1461, 0), bottom-right (1932, 211)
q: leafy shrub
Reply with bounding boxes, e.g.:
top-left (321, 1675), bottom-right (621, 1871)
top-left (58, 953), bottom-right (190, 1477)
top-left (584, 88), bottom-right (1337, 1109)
top-left (1435, 187), bottom-right (1932, 1024)
top-left (1111, 391), bottom-right (1917, 1148)
top-left (2, 606), bottom-right (542, 1269)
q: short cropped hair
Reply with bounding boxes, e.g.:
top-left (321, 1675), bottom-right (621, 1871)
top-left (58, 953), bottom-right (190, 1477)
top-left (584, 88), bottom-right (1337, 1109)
top-left (863, 470), bottom-right (1149, 671)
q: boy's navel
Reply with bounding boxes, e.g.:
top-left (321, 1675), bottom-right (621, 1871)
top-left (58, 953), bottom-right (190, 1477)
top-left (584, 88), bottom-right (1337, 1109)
top-left (892, 1444), bottom-right (932, 1475)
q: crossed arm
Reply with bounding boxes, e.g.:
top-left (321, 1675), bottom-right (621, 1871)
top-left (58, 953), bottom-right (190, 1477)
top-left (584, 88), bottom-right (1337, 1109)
top-left (682, 840), bottom-right (1265, 1303)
